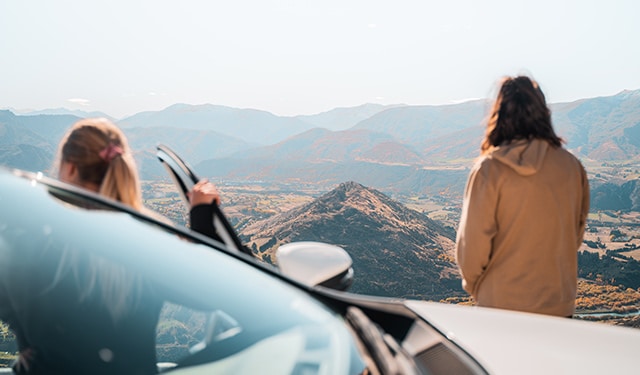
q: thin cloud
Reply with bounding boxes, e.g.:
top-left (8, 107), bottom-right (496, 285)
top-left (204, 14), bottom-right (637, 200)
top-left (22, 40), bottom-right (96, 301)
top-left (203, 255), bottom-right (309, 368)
top-left (450, 97), bottom-right (483, 104)
top-left (67, 98), bottom-right (91, 106)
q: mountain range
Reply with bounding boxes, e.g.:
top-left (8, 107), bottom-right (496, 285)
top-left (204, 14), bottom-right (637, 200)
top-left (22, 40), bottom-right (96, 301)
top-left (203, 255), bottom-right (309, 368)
top-left (3, 92), bottom-right (640, 302)
top-left (2, 89), bottom-right (640, 198)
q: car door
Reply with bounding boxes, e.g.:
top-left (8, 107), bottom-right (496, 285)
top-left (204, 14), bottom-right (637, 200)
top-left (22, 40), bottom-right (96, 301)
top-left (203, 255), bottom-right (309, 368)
top-left (156, 144), bottom-right (252, 256)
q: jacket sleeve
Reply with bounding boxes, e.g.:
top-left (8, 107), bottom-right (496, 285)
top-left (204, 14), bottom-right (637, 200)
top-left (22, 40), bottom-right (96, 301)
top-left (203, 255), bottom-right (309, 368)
top-left (189, 204), bottom-right (223, 243)
top-left (456, 160), bottom-right (498, 297)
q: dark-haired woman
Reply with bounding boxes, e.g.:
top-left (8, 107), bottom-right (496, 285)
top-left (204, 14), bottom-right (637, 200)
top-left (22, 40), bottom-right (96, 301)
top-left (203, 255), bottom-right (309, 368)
top-left (455, 76), bottom-right (589, 317)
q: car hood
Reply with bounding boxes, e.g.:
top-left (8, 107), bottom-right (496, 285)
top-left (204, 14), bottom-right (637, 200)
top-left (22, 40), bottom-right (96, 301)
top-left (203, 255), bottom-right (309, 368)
top-left (405, 300), bottom-right (640, 374)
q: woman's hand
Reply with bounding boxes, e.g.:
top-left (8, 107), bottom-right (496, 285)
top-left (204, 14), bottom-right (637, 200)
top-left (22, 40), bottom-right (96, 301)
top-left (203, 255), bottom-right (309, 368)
top-left (187, 179), bottom-right (221, 207)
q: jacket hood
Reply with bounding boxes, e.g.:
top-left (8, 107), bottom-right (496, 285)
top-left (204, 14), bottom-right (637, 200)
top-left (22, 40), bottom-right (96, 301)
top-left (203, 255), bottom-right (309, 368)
top-left (489, 139), bottom-right (548, 176)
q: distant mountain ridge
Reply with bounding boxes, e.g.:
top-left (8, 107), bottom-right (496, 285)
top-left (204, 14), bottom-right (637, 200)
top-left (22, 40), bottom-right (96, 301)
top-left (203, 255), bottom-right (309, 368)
top-left (193, 89), bottom-right (640, 195)
top-left (240, 181), bottom-right (463, 300)
top-left (551, 90), bottom-right (640, 159)
top-left (2, 107), bottom-right (113, 120)
top-left (352, 99), bottom-right (489, 153)
top-left (0, 110), bottom-right (81, 172)
top-left (233, 127), bottom-right (425, 165)
top-left (118, 103), bottom-right (317, 145)
top-left (294, 103), bottom-right (406, 131)
top-left (2, 89), bottom-right (640, 195)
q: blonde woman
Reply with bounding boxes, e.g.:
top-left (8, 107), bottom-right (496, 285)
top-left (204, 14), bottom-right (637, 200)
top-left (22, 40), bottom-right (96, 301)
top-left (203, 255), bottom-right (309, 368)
top-left (455, 76), bottom-right (590, 317)
top-left (57, 118), bottom-right (221, 235)
top-left (2, 118), bottom-right (220, 374)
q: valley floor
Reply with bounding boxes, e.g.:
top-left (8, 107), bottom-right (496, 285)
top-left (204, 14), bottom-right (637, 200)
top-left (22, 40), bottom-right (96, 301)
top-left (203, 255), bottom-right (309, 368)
top-left (142, 180), bottom-right (640, 329)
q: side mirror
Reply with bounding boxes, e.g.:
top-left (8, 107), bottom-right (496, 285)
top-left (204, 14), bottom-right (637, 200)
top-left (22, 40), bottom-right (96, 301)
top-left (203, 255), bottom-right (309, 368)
top-left (275, 241), bottom-right (354, 291)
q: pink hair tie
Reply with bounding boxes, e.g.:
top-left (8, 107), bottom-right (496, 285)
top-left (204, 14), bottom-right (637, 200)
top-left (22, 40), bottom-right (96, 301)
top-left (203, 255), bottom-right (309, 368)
top-left (99, 143), bottom-right (124, 162)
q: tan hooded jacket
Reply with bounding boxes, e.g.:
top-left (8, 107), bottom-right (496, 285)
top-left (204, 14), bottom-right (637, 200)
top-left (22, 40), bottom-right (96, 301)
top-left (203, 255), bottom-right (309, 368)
top-left (456, 139), bottom-right (589, 316)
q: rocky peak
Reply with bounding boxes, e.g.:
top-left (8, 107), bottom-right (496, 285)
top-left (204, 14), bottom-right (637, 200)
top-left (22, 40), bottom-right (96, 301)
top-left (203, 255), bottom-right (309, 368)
top-left (241, 181), bottom-right (463, 300)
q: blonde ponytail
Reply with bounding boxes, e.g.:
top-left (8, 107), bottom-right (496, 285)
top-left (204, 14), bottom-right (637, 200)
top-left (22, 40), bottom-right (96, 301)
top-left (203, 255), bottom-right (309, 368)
top-left (58, 118), bottom-right (143, 211)
top-left (100, 151), bottom-right (142, 211)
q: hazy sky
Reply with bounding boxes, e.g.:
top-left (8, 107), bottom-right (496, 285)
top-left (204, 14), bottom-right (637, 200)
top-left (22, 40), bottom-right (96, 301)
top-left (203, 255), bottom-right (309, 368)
top-left (2, 0), bottom-right (639, 119)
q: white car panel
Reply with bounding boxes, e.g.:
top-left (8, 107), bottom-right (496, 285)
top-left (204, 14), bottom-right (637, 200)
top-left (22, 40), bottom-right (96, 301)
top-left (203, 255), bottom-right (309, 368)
top-left (406, 300), bottom-right (640, 374)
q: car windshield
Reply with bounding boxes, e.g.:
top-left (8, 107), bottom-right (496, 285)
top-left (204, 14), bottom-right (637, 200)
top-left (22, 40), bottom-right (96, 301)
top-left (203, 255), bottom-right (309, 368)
top-left (0, 169), bottom-right (367, 374)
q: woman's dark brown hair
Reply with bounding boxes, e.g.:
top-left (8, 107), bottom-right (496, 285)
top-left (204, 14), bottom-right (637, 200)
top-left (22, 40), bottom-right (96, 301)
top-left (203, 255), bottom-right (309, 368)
top-left (481, 76), bottom-right (563, 155)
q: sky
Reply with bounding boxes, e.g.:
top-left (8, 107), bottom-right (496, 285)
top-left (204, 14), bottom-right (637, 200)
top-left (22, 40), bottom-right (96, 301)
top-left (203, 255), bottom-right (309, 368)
top-left (2, 0), bottom-right (640, 119)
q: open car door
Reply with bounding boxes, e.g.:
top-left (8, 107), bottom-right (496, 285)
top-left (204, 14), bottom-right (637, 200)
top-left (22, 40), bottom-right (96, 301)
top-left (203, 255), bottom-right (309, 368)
top-left (156, 144), bottom-right (253, 257)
